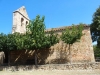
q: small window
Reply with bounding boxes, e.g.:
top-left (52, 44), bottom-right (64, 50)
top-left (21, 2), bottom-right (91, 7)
top-left (26, 21), bottom-right (28, 25)
top-left (21, 18), bottom-right (24, 22)
top-left (21, 18), bottom-right (24, 26)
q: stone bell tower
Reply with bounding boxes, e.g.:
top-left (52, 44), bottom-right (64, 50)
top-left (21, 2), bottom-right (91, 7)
top-left (12, 6), bottom-right (30, 33)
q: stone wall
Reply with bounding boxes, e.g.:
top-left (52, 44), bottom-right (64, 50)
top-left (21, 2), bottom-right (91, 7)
top-left (0, 51), bottom-right (5, 65)
top-left (9, 26), bottom-right (95, 65)
top-left (44, 26), bottom-right (95, 64)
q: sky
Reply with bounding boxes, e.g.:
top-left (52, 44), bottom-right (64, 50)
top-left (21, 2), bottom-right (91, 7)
top-left (0, 0), bottom-right (100, 34)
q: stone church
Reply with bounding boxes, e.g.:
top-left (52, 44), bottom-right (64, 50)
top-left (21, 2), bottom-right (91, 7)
top-left (12, 6), bottom-right (29, 33)
top-left (9, 6), bottom-right (95, 65)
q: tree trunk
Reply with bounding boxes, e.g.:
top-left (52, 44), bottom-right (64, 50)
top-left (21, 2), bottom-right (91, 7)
top-left (8, 50), bottom-right (10, 66)
top-left (69, 44), bottom-right (72, 64)
top-left (35, 50), bottom-right (38, 66)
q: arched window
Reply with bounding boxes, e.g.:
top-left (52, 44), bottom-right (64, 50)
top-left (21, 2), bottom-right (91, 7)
top-left (21, 18), bottom-right (24, 22)
top-left (26, 21), bottom-right (28, 25)
top-left (21, 18), bottom-right (24, 26)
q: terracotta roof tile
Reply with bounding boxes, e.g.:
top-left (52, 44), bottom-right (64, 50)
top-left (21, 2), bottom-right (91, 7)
top-left (45, 24), bottom-right (89, 32)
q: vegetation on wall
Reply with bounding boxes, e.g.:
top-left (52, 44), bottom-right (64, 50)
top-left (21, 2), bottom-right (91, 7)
top-left (61, 24), bottom-right (84, 63)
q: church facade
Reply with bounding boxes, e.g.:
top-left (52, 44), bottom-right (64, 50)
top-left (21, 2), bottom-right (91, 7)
top-left (12, 6), bottom-right (29, 33)
top-left (10, 6), bottom-right (95, 65)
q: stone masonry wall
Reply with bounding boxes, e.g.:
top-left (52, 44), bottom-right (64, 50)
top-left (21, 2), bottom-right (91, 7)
top-left (10, 26), bottom-right (95, 65)
top-left (42, 26), bottom-right (95, 64)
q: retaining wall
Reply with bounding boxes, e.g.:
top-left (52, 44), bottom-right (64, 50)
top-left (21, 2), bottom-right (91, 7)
top-left (0, 62), bottom-right (100, 71)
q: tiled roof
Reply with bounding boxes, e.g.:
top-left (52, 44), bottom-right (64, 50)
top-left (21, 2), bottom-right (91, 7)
top-left (45, 24), bottom-right (89, 32)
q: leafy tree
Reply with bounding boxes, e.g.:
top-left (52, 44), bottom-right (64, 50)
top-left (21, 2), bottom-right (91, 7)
top-left (93, 45), bottom-right (100, 58)
top-left (13, 33), bottom-right (26, 50)
top-left (0, 32), bottom-right (25, 51)
top-left (0, 15), bottom-right (58, 65)
top-left (26, 15), bottom-right (59, 65)
top-left (6, 33), bottom-right (25, 65)
top-left (61, 24), bottom-right (83, 63)
top-left (7, 32), bottom-right (28, 51)
top-left (0, 33), bottom-right (7, 51)
top-left (7, 33), bottom-right (17, 51)
top-left (0, 32), bottom-right (27, 65)
top-left (6, 33), bottom-right (15, 65)
top-left (0, 33), bottom-right (15, 65)
top-left (90, 6), bottom-right (100, 47)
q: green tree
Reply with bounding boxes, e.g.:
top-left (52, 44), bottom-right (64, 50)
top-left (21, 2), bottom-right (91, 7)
top-left (93, 45), bottom-right (100, 58)
top-left (0, 33), bottom-right (16, 65)
top-left (7, 33), bottom-right (25, 65)
top-left (6, 33), bottom-right (15, 65)
top-left (13, 33), bottom-right (26, 50)
top-left (0, 32), bottom-right (27, 65)
top-left (7, 33), bottom-right (17, 51)
top-left (0, 33), bottom-right (7, 51)
top-left (90, 6), bottom-right (100, 47)
top-left (0, 32), bottom-right (26, 51)
top-left (0, 15), bottom-right (58, 65)
top-left (61, 24), bottom-right (83, 63)
top-left (26, 15), bottom-right (59, 65)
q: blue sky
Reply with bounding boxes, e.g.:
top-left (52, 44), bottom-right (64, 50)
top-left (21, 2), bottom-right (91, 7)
top-left (0, 0), bottom-right (100, 34)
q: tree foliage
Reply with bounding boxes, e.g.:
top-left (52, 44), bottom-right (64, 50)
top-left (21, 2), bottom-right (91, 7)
top-left (26, 15), bottom-right (59, 50)
top-left (0, 33), bottom-right (7, 51)
top-left (7, 33), bottom-right (17, 51)
top-left (90, 6), bottom-right (100, 47)
top-left (0, 15), bottom-right (59, 65)
top-left (0, 33), bottom-right (26, 51)
top-left (61, 24), bottom-right (83, 44)
top-left (0, 15), bottom-right (59, 52)
top-left (0, 15), bottom-right (85, 64)
top-left (93, 45), bottom-right (100, 57)
top-left (26, 15), bottom-right (59, 65)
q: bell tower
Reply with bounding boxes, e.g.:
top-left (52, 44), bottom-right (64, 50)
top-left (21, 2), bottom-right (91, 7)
top-left (12, 6), bottom-right (30, 33)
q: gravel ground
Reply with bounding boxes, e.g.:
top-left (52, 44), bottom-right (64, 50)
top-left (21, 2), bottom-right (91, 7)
top-left (0, 70), bottom-right (100, 75)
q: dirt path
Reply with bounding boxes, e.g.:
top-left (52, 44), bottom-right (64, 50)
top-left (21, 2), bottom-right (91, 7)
top-left (0, 70), bottom-right (100, 75)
